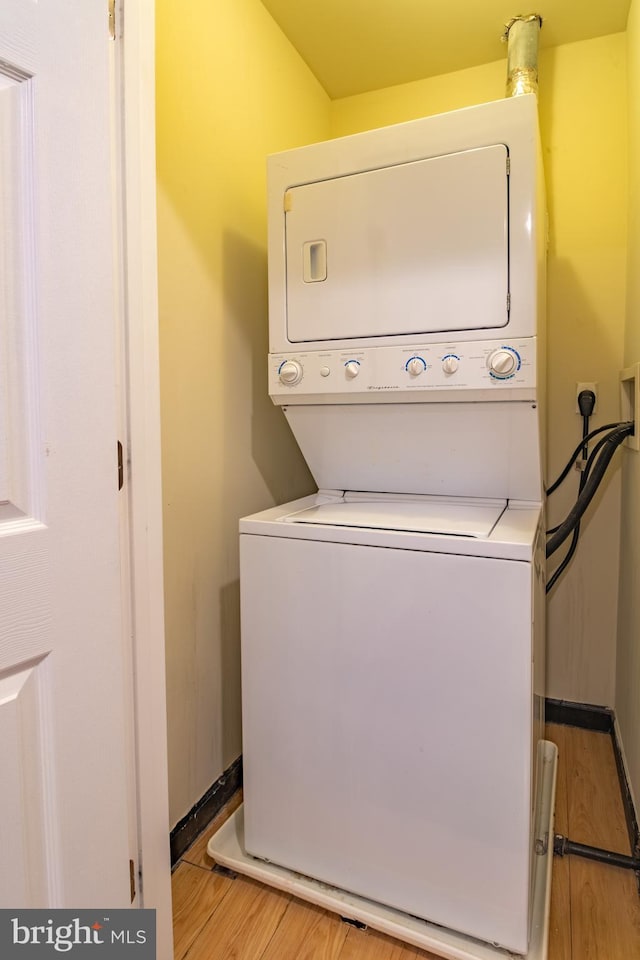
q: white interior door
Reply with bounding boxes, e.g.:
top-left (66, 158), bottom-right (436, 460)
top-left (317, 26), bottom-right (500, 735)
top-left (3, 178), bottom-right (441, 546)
top-left (0, 0), bottom-right (136, 906)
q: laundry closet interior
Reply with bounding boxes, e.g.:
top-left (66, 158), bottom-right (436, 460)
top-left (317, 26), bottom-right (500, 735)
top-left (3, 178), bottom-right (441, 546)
top-left (156, 2), bottom-right (640, 957)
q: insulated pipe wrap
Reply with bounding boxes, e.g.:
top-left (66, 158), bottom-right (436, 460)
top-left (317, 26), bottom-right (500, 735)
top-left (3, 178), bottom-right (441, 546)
top-left (504, 14), bottom-right (543, 98)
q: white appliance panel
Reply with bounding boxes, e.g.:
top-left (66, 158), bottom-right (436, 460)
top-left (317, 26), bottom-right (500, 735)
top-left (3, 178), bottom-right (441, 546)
top-left (269, 337), bottom-right (537, 404)
top-left (285, 145), bottom-right (508, 343)
top-left (241, 532), bottom-right (534, 954)
top-left (283, 401), bottom-right (543, 501)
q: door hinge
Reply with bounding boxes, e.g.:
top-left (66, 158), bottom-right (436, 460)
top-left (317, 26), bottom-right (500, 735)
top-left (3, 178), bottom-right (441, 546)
top-left (108, 0), bottom-right (116, 40)
top-left (129, 859), bottom-right (136, 903)
top-left (506, 156), bottom-right (511, 176)
top-left (117, 441), bottom-right (124, 491)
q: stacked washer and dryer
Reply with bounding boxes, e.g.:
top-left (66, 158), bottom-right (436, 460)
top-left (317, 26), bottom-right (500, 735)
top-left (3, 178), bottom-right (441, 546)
top-left (209, 95), bottom-right (558, 960)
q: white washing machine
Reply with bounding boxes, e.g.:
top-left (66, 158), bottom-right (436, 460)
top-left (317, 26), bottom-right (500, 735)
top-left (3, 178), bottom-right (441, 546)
top-left (239, 492), bottom-right (546, 954)
top-left (209, 95), bottom-right (557, 960)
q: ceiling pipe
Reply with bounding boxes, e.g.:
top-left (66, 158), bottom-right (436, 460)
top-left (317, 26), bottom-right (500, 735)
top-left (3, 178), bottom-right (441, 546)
top-left (502, 14), bottom-right (543, 98)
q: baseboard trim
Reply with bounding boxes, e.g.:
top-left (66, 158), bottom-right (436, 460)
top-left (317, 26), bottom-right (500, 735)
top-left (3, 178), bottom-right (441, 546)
top-left (611, 718), bottom-right (640, 865)
top-left (546, 697), bottom-right (639, 882)
top-left (170, 756), bottom-right (243, 867)
top-left (545, 697), bottom-right (613, 733)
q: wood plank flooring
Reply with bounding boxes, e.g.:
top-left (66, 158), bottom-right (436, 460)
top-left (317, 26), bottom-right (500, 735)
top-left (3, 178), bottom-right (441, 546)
top-left (547, 725), bottom-right (640, 959)
top-left (173, 725), bottom-right (640, 959)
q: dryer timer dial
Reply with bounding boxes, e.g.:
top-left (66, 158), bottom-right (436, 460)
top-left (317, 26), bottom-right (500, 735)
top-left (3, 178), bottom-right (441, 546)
top-left (279, 360), bottom-right (303, 385)
top-left (488, 348), bottom-right (519, 379)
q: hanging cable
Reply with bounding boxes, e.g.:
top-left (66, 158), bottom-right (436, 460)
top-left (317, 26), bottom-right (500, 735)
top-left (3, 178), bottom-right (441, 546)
top-left (546, 391), bottom-right (595, 592)
top-left (546, 423), bottom-right (633, 559)
top-left (546, 423), bottom-right (628, 535)
top-left (546, 420), bottom-right (623, 496)
top-left (546, 525), bottom-right (579, 593)
top-left (582, 427), bottom-right (620, 482)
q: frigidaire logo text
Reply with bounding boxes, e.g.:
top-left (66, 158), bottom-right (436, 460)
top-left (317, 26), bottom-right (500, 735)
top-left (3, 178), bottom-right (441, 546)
top-left (11, 917), bottom-right (147, 952)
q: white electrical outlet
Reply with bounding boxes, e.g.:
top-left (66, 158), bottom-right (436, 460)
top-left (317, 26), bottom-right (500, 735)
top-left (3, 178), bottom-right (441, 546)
top-left (576, 382), bottom-right (597, 414)
top-left (620, 364), bottom-right (640, 451)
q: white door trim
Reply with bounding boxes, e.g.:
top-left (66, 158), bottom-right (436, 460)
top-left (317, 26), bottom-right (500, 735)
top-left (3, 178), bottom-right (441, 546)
top-left (121, 1), bottom-right (173, 953)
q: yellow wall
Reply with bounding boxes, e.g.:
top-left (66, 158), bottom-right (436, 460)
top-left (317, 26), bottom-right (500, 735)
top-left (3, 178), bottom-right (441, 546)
top-left (540, 37), bottom-right (627, 705)
top-left (331, 59), bottom-right (505, 137)
top-left (617, 0), bottom-right (640, 809)
top-left (330, 34), bottom-right (628, 707)
top-left (156, 0), bottom-right (329, 825)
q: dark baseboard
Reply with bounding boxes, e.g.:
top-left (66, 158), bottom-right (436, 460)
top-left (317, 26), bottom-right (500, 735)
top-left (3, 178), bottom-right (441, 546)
top-left (170, 756), bottom-right (242, 868)
top-left (545, 697), bottom-right (614, 733)
top-left (610, 725), bottom-right (640, 863)
top-left (546, 697), bottom-right (640, 875)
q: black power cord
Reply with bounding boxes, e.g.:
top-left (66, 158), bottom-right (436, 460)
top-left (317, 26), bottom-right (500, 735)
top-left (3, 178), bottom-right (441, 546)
top-left (546, 422), bottom-right (634, 559)
top-left (546, 420), bottom-right (624, 497)
top-left (546, 527), bottom-right (579, 593)
top-left (546, 388), bottom-right (635, 588)
top-left (546, 390), bottom-right (595, 593)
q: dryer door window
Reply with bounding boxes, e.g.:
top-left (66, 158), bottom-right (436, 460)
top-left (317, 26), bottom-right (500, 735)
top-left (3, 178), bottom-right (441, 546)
top-left (285, 144), bottom-right (509, 343)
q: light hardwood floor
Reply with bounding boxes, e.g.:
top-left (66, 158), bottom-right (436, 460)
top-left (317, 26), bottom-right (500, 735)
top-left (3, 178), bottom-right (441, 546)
top-left (172, 724), bottom-right (640, 959)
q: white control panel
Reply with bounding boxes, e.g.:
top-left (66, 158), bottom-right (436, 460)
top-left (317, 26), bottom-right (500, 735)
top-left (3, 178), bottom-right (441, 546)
top-left (269, 338), bottom-right (536, 402)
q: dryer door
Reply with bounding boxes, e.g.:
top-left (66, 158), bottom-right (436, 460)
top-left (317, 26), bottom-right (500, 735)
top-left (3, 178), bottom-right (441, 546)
top-left (285, 144), bottom-right (509, 343)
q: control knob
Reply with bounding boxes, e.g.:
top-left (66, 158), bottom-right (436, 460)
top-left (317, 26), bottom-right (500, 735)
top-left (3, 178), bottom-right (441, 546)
top-left (279, 360), bottom-right (303, 385)
top-left (407, 358), bottom-right (426, 377)
top-left (488, 349), bottom-right (517, 379)
top-left (442, 356), bottom-right (459, 375)
top-left (345, 361), bottom-right (360, 379)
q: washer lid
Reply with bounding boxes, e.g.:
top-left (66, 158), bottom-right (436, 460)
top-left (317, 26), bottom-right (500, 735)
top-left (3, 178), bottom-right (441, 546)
top-left (284, 496), bottom-right (507, 539)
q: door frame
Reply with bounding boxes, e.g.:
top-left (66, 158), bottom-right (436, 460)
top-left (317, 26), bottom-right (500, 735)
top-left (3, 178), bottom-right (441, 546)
top-left (120, 1), bottom-right (172, 953)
